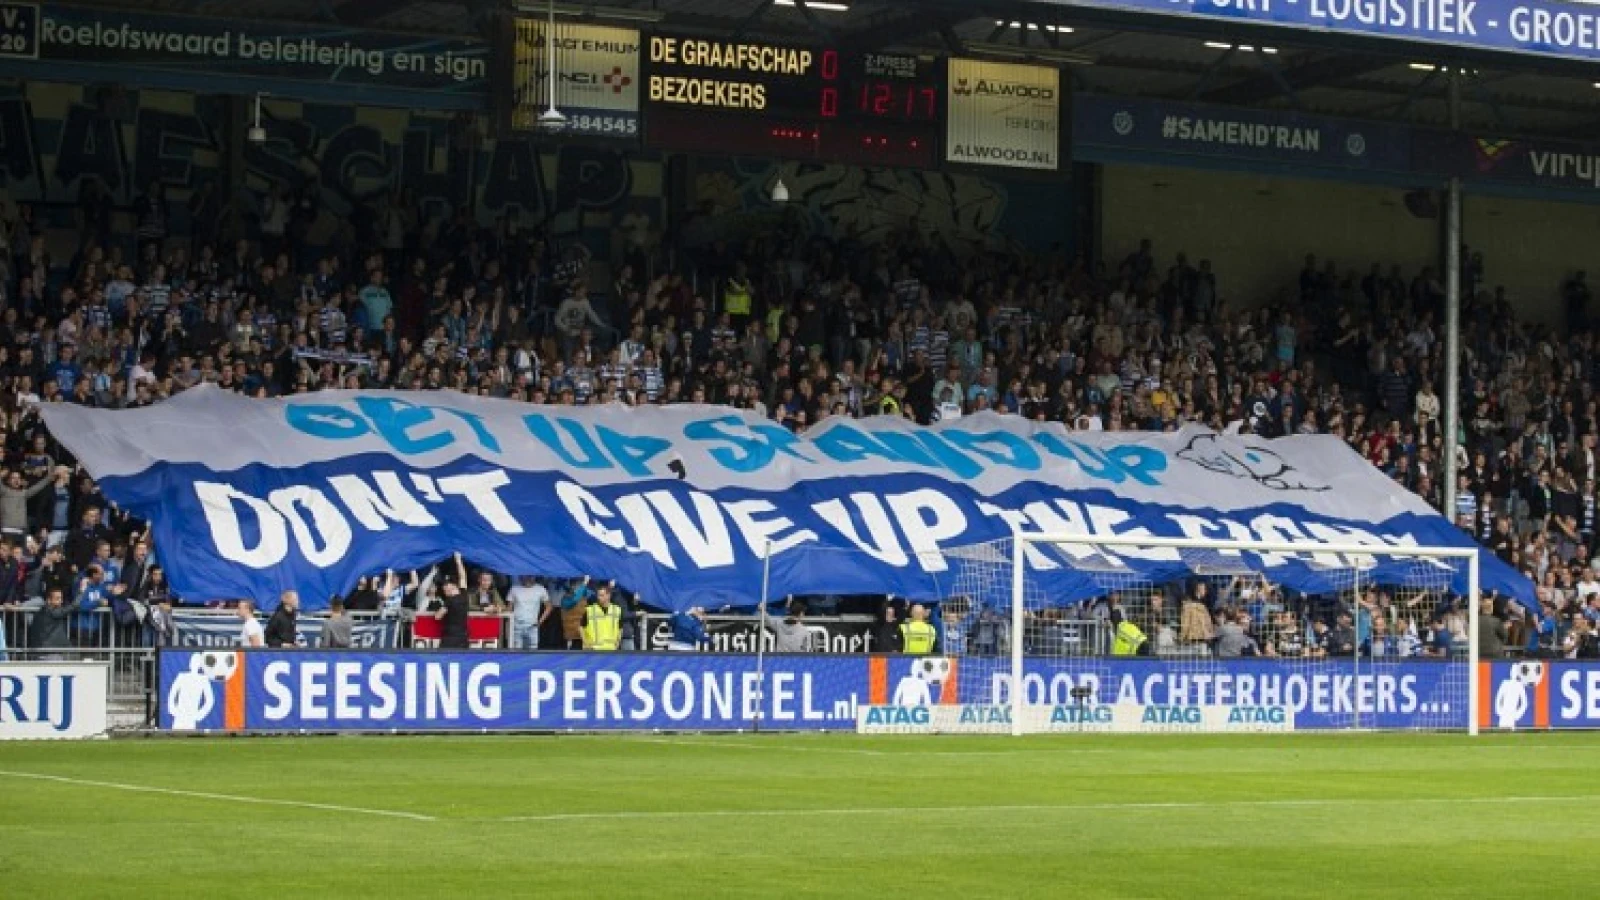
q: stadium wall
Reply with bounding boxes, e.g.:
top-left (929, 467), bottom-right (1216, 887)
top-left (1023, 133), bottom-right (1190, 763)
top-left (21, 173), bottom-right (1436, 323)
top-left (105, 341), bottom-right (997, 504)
top-left (1101, 163), bottom-right (1438, 307)
top-left (1102, 162), bottom-right (1590, 321)
top-left (685, 157), bottom-right (1077, 253)
top-left (0, 81), bottom-right (664, 261)
top-left (1463, 193), bottom-right (1600, 322)
top-left (0, 80), bottom-right (1068, 271)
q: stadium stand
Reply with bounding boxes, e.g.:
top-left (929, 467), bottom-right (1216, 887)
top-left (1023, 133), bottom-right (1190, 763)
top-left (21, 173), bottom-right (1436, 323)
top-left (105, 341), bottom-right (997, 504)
top-left (0, 182), bottom-right (1587, 659)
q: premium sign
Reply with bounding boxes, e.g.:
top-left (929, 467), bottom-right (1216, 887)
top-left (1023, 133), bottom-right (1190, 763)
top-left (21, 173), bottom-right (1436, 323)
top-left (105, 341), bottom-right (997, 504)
top-left (509, 19), bottom-right (639, 136)
top-left (946, 58), bottom-right (1059, 170)
top-left (0, 662), bottom-right (109, 739)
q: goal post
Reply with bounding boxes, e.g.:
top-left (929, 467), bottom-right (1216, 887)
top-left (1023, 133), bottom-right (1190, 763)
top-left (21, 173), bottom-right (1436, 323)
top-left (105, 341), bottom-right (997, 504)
top-left (923, 533), bottom-right (1483, 737)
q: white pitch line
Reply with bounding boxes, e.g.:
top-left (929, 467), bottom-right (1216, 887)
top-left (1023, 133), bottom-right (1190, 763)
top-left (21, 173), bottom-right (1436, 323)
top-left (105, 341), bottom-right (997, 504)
top-left (0, 770), bottom-right (437, 822)
top-left (630, 737), bottom-right (889, 756)
top-left (627, 737), bottom-right (1121, 757)
top-left (487, 794), bottom-right (1600, 824)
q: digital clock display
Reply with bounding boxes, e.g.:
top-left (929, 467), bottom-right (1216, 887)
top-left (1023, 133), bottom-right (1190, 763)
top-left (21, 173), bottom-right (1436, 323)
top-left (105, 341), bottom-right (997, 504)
top-left (644, 35), bottom-right (941, 167)
top-left (821, 51), bottom-right (939, 123)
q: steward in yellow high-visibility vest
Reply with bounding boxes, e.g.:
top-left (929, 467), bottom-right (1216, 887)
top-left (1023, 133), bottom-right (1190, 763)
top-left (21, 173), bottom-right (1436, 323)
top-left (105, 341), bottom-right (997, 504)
top-left (583, 587), bottom-right (622, 651)
top-left (765, 306), bottom-right (785, 344)
top-left (724, 274), bottom-right (753, 320)
top-left (899, 604), bottom-right (938, 655)
top-left (1110, 615), bottom-right (1147, 656)
top-left (877, 378), bottom-right (901, 417)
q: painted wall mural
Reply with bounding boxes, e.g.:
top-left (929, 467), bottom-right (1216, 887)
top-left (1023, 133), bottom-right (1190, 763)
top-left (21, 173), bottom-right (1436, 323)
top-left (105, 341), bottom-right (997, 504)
top-left (691, 157), bottom-right (1073, 252)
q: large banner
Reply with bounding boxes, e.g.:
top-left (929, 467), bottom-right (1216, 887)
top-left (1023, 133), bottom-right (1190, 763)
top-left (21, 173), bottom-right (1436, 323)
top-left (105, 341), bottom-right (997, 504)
top-left (1413, 131), bottom-right (1600, 195)
top-left (638, 613), bottom-right (878, 653)
top-left (1037, 0), bottom-right (1600, 65)
top-left (1, 662), bottom-right (108, 739)
top-left (507, 19), bottom-right (639, 136)
top-left (946, 58), bottom-right (1060, 171)
top-left (172, 612), bottom-right (398, 649)
top-left (42, 388), bottom-right (1525, 611)
top-left (12, 3), bottom-right (487, 99)
top-left (157, 649), bottom-right (1470, 732)
top-left (1075, 94), bottom-right (1413, 175)
top-left (411, 614), bottom-right (504, 649)
top-left (1480, 660), bottom-right (1600, 730)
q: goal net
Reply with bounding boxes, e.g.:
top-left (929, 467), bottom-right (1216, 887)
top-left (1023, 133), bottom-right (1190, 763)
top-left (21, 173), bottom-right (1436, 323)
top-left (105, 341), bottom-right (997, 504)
top-left (857, 534), bottom-right (1480, 736)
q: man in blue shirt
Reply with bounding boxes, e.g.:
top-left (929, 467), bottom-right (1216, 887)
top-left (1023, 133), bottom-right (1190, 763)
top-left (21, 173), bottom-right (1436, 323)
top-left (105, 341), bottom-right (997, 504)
top-left (74, 564), bottom-right (125, 645)
top-left (668, 607), bottom-right (708, 652)
top-left (47, 343), bottom-right (82, 393)
top-left (357, 270), bottom-right (392, 331)
top-left (1425, 615), bottom-right (1455, 657)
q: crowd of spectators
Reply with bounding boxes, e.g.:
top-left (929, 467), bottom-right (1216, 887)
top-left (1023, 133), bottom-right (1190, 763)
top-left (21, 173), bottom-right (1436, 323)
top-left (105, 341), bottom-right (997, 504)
top-left (0, 174), bottom-right (1593, 660)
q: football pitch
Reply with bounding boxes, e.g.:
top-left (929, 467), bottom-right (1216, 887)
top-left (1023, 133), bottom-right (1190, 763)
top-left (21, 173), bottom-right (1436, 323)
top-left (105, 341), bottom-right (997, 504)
top-left (2, 732), bottom-right (1595, 898)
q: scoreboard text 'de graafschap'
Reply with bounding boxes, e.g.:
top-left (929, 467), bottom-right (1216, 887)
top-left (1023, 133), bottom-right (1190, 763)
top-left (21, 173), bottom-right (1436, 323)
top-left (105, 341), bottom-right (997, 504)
top-left (643, 33), bottom-right (944, 168)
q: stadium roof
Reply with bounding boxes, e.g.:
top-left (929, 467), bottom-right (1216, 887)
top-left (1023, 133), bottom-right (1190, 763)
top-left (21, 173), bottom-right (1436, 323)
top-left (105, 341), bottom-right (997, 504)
top-left (93, 0), bottom-right (1600, 138)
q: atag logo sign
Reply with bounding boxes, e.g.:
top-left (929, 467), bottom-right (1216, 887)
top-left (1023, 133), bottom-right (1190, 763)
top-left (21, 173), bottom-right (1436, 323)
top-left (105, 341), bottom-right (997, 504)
top-left (860, 706), bottom-right (930, 727)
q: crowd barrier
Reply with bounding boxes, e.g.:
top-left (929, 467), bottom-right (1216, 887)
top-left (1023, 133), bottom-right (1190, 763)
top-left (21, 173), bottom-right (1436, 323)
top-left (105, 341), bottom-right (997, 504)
top-left (1, 606), bottom-right (146, 652)
top-left (1, 648), bottom-right (157, 736)
top-left (638, 613), bottom-right (879, 653)
top-left (1, 647), bottom-right (1589, 735)
top-left (170, 611), bottom-right (405, 648)
top-left (2, 606), bottom-right (1126, 656)
top-left (150, 648), bottom-right (1535, 733)
top-left (0, 606), bottom-right (466, 651)
top-left (634, 614), bottom-right (1115, 655)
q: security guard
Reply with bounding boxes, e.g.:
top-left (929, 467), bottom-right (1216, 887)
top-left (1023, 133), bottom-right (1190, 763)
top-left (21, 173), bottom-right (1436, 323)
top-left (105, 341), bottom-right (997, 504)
top-left (877, 378), bottom-right (901, 416)
top-left (1110, 611), bottom-right (1147, 656)
top-left (583, 583), bottom-right (623, 651)
top-left (898, 604), bottom-right (938, 655)
top-left (723, 264), bottom-right (753, 325)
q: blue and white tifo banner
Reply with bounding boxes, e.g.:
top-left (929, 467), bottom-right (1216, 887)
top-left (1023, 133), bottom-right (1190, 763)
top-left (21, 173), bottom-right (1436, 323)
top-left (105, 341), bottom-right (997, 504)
top-left (157, 650), bottom-right (1470, 732)
top-left (1039, 0), bottom-right (1600, 64)
top-left (42, 388), bottom-right (1527, 612)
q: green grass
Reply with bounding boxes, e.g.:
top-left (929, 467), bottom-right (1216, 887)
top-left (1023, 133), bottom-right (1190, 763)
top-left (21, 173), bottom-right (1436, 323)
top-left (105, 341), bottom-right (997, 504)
top-left (0, 732), bottom-right (1594, 898)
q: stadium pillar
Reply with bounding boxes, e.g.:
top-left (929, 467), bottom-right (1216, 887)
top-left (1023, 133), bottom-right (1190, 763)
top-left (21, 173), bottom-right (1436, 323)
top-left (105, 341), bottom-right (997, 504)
top-left (1441, 70), bottom-right (1462, 523)
top-left (222, 95), bottom-right (248, 213)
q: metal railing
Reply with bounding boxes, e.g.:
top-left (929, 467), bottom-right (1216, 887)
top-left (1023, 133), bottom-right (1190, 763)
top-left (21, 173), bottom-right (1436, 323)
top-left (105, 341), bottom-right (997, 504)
top-left (2, 645), bottom-right (157, 730)
top-left (1, 605), bottom-right (145, 652)
top-left (0, 606), bottom-right (1125, 659)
